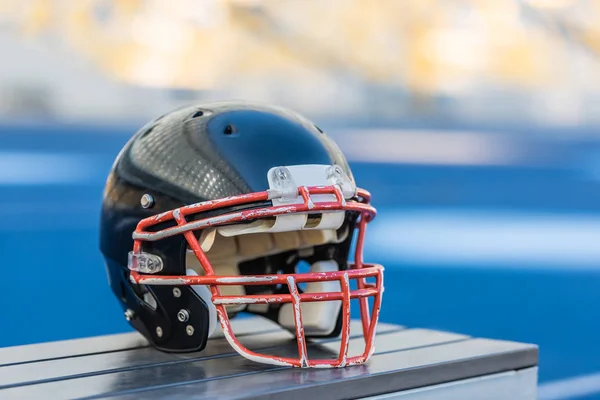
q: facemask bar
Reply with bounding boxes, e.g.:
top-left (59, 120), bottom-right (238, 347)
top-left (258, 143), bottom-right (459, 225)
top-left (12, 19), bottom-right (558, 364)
top-left (129, 184), bottom-right (383, 368)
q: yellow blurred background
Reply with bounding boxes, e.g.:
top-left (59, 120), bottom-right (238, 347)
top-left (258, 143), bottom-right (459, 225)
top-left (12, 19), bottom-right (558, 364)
top-left (1, 0), bottom-right (600, 125)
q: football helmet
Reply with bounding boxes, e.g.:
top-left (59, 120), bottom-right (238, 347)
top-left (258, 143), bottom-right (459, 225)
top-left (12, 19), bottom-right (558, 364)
top-left (100, 101), bottom-right (384, 368)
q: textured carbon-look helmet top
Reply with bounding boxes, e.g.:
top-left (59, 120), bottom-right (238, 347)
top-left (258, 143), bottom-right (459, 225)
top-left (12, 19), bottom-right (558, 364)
top-left (100, 101), bottom-right (384, 368)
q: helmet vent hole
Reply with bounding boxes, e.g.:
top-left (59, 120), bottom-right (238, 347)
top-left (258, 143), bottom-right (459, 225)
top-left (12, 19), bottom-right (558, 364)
top-left (314, 125), bottom-right (324, 134)
top-left (223, 124), bottom-right (236, 135)
top-left (139, 125), bottom-right (155, 139)
top-left (191, 110), bottom-right (204, 118)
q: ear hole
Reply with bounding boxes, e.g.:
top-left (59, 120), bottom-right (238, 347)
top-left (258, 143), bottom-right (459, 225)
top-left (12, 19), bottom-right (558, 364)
top-left (191, 110), bottom-right (204, 118)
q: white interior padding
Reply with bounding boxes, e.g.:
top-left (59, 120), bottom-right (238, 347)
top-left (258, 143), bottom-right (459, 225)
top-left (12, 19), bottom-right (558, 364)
top-left (186, 268), bottom-right (218, 338)
top-left (191, 229), bottom-right (344, 263)
top-left (305, 212), bottom-right (345, 231)
top-left (186, 229), bottom-right (345, 316)
top-left (186, 252), bottom-right (247, 314)
top-left (199, 228), bottom-right (216, 252)
top-left (278, 259), bottom-right (342, 336)
top-left (184, 164), bottom-right (353, 333)
top-left (217, 211), bottom-right (345, 236)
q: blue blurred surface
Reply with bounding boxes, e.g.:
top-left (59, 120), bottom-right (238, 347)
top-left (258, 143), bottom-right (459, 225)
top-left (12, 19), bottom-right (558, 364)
top-left (1, 123), bottom-right (599, 395)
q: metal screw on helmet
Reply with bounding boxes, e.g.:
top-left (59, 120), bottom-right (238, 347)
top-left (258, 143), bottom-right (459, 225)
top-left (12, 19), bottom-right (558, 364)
top-left (328, 165), bottom-right (343, 178)
top-left (186, 325), bottom-right (195, 336)
top-left (269, 166), bottom-right (297, 200)
top-left (156, 326), bottom-right (163, 338)
top-left (173, 288), bottom-right (181, 298)
top-left (275, 167), bottom-right (288, 180)
top-left (177, 309), bottom-right (190, 322)
top-left (124, 309), bottom-right (135, 321)
top-left (140, 194), bottom-right (155, 209)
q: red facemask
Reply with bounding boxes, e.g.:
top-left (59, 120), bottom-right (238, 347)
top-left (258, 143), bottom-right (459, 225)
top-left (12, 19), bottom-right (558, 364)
top-left (128, 180), bottom-right (384, 368)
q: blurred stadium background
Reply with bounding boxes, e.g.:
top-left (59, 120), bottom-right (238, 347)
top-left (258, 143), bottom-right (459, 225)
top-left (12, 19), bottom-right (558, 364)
top-left (1, 1), bottom-right (600, 398)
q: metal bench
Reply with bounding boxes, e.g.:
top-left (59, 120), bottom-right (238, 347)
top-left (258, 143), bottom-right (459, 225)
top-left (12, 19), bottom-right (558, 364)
top-left (0, 317), bottom-right (538, 399)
